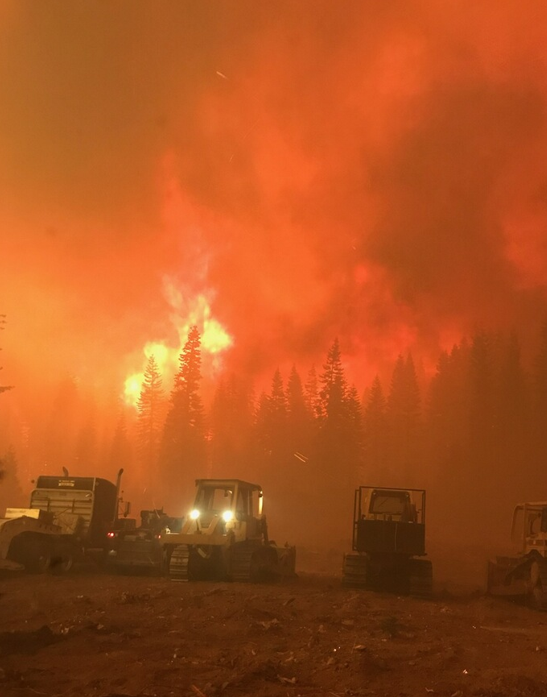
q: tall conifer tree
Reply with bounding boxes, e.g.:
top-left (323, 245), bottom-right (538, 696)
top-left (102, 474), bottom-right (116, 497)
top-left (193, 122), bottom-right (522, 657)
top-left (160, 326), bottom-right (206, 502)
top-left (137, 355), bottom-right (164, 483)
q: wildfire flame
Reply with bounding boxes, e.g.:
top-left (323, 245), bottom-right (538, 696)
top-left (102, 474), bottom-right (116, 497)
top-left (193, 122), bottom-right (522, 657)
top-left (123, 290), bottom-right (233, 407)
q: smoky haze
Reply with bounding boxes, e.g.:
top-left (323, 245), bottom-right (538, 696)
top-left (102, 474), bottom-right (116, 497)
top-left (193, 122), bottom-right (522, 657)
top-left (1, 2), bottom-right (547, 553)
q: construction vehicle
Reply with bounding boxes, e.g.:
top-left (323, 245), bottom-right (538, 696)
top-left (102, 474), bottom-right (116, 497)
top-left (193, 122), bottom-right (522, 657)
top-left (487, 502), bottom-right (547, 609)
top-left (105, 508), bottom-right (183, 573)
top-left (342, 486), bottom-right (433, 596)
top-left (159, 478), bottom-right (296, 582)
top-left (0, 469), bottom-right (131, 573)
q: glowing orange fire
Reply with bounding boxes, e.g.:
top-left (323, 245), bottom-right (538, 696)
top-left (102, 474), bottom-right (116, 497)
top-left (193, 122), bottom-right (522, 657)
top-left (123, 291), bottom-right (233, 407)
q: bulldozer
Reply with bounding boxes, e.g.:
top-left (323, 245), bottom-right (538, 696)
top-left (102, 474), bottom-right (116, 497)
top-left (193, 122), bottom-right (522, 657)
top-left (342, 486), bottom-right (433, 597)
top-left (487, 502), bottom-right (547, 609)
top-left (0, 469), bottom-right (131, 573)
top-left (159, 478), bottom-right (296, 582)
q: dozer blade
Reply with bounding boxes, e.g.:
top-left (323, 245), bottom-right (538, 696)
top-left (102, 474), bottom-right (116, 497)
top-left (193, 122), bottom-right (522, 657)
top-left (0, 558), bottom-right (24, 572)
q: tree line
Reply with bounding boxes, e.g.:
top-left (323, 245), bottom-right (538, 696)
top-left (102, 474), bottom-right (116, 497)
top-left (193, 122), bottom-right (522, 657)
top-left (134, 323), bottom-right (547, 543)
top-left (3, 319), bottom-right (547, 544)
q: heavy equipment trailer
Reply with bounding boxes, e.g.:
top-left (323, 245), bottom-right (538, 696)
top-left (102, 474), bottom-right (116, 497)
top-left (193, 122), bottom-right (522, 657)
top-left (342, 486), bottom-right (433, 596)
top-left (487, 502), bottom-right (547, 609)
top-left (160, 478), bottom-right (296, 582)
top-left (0, 469), bottom-right (131, 573)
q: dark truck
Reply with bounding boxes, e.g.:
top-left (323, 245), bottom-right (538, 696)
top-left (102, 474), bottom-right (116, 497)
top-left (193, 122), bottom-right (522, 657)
top-left (105, 508), bottom-right (183, 573)
top-left (0, 469), bottom-right (133, 573)
top-left (342, 486), bottom-right (433, 596)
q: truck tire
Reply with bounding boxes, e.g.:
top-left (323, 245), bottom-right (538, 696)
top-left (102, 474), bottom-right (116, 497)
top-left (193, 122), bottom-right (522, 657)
top-left (24, 538), bottom-right (52, 574)
top-left (50, 546), bottom-right (75, 574)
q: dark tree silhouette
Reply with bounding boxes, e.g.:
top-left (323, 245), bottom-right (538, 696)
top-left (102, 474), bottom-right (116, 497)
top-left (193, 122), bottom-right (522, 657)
top-left (254, 369), bottom-right (290, 484)
top-left (108, 413), bottom-right (133, 477)
top-left (363, 375), bottom-right (389, 482)
top-left (137, 355), bottom-right (164, 486)
top-left (159, 326), bottom-right (206, 504)
top-left (386, 353), bottom-right (422, 483)
top-left (209, 374), bottom-right (254, 476)
top-left (315, 339), bottom-right (362, 535)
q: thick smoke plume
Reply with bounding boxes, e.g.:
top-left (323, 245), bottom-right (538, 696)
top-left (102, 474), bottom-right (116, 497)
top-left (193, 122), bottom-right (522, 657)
top-left (2, 0), bottom-right (547, 410)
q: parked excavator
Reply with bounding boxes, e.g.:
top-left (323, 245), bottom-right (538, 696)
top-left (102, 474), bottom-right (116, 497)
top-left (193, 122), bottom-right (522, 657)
top-left (159, 478), bottom-right (296, 582)
top-left (342, 486), bottom-right (433, 597)
top-left (487, 502), bottom-right (547, 609)
top-left (0, 469), bottom-right (132, 573)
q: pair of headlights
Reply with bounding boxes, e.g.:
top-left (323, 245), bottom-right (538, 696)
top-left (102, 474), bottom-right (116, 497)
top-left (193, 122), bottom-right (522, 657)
top-left (189, 509), bottom-right (234, 523)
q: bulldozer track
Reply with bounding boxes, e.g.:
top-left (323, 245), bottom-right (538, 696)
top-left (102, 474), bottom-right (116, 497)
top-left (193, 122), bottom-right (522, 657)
top-left (342, 553), bottom-right (369, 588)
top-left (169, 545), bottom-right (190, 581)
top-left (230, 545), bottom-right (255, 582)
top-left (408, 558), bottom-right (433, 598)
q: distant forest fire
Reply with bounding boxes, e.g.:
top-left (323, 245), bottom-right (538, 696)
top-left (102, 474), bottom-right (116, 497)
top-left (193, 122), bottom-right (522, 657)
top-left (2, 2), bottom-right (547, 546)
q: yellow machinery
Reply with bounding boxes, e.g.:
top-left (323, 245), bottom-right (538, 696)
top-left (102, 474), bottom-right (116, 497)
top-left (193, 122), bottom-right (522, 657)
top-left (159, 478), bottom-right (296, 582)
top-left (487, 502), bottom-right (547, 609)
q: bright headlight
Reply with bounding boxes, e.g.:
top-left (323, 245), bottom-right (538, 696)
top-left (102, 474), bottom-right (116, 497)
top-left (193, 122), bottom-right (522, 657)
top-left (222, 510), bottom-right (234, 523)
top-left (190, 509), bottom-right (200, 520)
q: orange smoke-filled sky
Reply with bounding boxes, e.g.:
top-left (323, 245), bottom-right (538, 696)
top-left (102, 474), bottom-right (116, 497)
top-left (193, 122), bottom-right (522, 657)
top-left (2, 0), bottom-right (547, 405)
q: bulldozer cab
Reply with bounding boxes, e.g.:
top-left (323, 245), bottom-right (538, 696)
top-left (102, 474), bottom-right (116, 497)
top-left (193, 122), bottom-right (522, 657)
top-left (511, 502), bottom-right (547, 557)
top-left (352, 486), bottom-right (426, 557)
top-left (189, 479), bottom-right (264, 541)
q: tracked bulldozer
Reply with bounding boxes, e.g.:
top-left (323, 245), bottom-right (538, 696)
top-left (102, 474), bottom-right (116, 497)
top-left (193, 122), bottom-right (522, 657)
top-left (487, 502), bottom-right (547, 609)
top-left (159, 478), bottom-right (296, 582)
top-left (342, 486), bottom-right (433, 597)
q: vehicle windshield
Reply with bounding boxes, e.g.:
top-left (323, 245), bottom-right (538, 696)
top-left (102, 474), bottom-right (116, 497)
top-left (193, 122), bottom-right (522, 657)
top-left (195, 486), bottom-right (234, 512)
top-left (369, 491), bottom-right (409, 516)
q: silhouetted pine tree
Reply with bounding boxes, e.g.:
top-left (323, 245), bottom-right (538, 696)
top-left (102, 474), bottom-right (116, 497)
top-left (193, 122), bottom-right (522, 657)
top-left (209, 374), bottom-right (254, 476)
top-left (494, 331), bottom-right (531, 507)
top-left (316, 339), bottom-right (361, 533)
top-left (108, 413), bottom-right (133, 478)
top-left (468, 331), bottom-right (496, 465)
top-left (287, 366), bottom-right (313, 462)
top-left (75, 414), bottom-right (99, 472)
top-left (363, 375), bottom-right (388, 482)
top-left (304, 366), bottom-right (321, 420)
top-left (345, 384), bottom-right (364, 484)
top-left (137, 355), bottom-right (164, 487)
top-left (386, 353), bottom-right (422, 483)
top-left (159, 326), bottom-right (206, 502)
top-left (285, 366), bottom-right (314, 502)
top-left (427, 342), bottom-right (470, 472)
top-left (253, 369), bottom-right (290, 485)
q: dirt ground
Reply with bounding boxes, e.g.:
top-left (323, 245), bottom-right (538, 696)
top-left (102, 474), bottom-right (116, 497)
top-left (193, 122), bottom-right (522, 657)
top-left (1, 550), bottom-right (547, 697)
